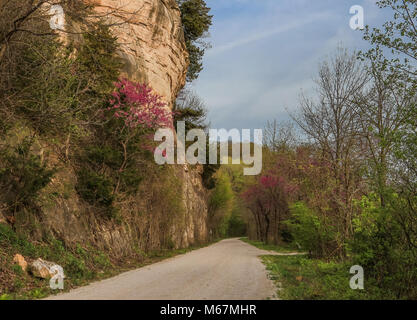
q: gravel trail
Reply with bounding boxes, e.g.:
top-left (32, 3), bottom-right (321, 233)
top-left (47, 238), bottom-right (279, 300)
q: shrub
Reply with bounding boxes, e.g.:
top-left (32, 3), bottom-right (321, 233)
top-left (285, 202), bottom-right (337, 258)
top-left (0, 138), bottom-right (55, 215)
top-left (0, 224), bottom-right (36, 257)
top-left (106, 79), bottom-right (172, 130)
top-left (77, 23), bottom-right (123, 95)
top-left (76, 169), bottom-right (115, 209)
top-left (75, 79), bottom-right (171, 218)
top-left (348, 193), bottom-right (417, 299)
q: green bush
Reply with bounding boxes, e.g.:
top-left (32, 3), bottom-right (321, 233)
top-left (0, 224), bottom-right (36, 257)
top-left (0, 138), bottom-right (55, 215)
top-left (76, 142), bottom-right (144, 215)
top-left (285, 202), bottom-right (336, 258)
top-left (85, 146), bottom-right (122, 170)
top-left (348, 193), bottom-right (417, 299)
top-left (76, 23), bottom-right (123, 95)
top-left (76, 169), bottom-right (115, 209)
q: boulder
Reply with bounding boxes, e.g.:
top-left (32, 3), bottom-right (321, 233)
top-left (29, 258), bottom-right (64, 279)
top-left (13, 254), bottom-right (28, 272)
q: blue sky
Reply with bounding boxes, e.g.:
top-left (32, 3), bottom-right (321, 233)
top-left (189, 0), bottom-right (391, 131)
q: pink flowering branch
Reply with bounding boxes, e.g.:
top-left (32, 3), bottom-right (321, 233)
top-left (107, 78), bottom-right (173, 130)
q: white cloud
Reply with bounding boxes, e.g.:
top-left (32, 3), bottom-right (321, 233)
top-left (207, 12), bottom-right (332, 57)
top-left (193, 0), bottom-right (388, 130)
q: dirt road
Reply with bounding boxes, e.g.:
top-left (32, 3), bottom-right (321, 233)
top-left (47, 238), bottom-right (278, 300)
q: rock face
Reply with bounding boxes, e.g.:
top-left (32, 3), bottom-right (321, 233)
top-left (24, 0), bottom-right (208, 255)
top-left (35, 163), bottom-right (208, 255)
top-left (89, 0), bottom-right (207, 249)
top-left (91, 0), bottom-right (189, 107)
top-left (175, 164), bottom-right (208, 247)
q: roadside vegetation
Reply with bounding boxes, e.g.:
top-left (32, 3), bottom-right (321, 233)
top-left (239, 0), bottom-right (417, 300)
top-left (262, 255), bottom-right (390, 300)
top-left (0, 221), bottom-right (219, 300)
top-left (242, 238), bottom-right (390, 299)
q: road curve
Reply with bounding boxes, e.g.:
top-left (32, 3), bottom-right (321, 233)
top-left (47, 238), bottom-right (278, 300)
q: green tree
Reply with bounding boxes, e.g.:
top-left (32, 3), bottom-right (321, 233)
top-left (361, 0), bottom-right (417, 226)
top-left (362, 0), bottom-right (417, 80)
top-left (357, 0), bottom-right (417, 298)
top-left (208, 171), bottom-right (234, 238)
top-left (174, 89), bottom-right (208, 131)
top-left (176, 0), bottom-right (213, 82)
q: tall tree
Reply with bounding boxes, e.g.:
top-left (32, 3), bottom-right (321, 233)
top-left (353, 65), bottom-right (413, 205)
top-left (362, 0), bottom-right (417, 202)
top-left (293, 47), bottom-right (368, 241)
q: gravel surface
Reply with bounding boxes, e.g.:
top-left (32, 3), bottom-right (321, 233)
top-left (46, 238), bottom-right (278, 300)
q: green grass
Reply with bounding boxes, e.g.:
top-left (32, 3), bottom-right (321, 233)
top-left (240, 237), bottom-right (300, 253)
top-left (243, 238), bottom-right (390, 300)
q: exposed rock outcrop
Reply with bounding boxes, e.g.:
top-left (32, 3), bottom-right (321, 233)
top-left (20, 0), bottom-right (208, 255)
top-left (90, 0), bottom-right (189, 107)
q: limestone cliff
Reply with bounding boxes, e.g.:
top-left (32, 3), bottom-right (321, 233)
top-left (18, 0), bottom-right (208, 255)
top-left (91, 0), bottom-right (189, 107)
top-left (93, 0), bottom-right (208, 248)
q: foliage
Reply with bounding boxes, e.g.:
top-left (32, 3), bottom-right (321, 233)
top-left (261, 254), bottom-right (388, 300)
top-left (0, 138), bottom-right (55, 215)
top-left (208, 171), bottom-right (234, 238)
top-left (285, 202), bottom-right (336, 258)
top-left (77, 23), bottom-right (123, 95)
top-left (242, 147), bottom-right (333, 246)
top-left (348, 193), bottom-right (417, 299)
top-left (75, 78), bottom-right (173, 216)
top-left (107, 79), bottom-right (172, 130)
top-left (174, 89), bottom-right (208, 131)
top-left (209, 174), bottom-right (233, 213)
top-left (1, 18), bottom-right (121, 140)
top-left (176, 0), bottom-right (213, 82)
top-left (227, 210), bottom-right (247, 237)
top-left (75, 169), bottom-right (115, 215)
top-left (361, 0), bottom-right (417, 80)
top-left (8, 40), bottom-right (79, 136)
